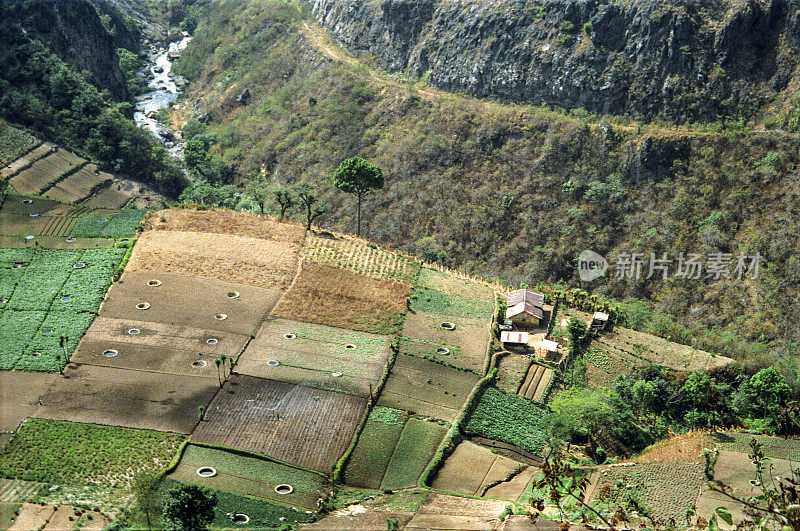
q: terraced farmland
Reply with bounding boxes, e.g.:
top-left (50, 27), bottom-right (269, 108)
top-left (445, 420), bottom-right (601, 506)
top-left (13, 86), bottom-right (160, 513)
top-left (0, 122), bottom-right (38, 166)
top-left (303, 232), bottom-right (420, 283)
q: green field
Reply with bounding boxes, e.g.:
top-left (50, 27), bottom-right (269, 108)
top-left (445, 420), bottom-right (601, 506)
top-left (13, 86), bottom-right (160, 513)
top-left (159, 478), bottom-right (316, 530)
top-left (399, 335), bottom-right (481, 373)
top-left (344, 407), bottom-right (408, 489)
top-left (70, 209), bottom-right (144, 238)
top-left (0, 247), bottom-right (124, 370)
top-left (167, 444), bottom-right (327, 510)
top-left (464, 387), bottom-right (549, 454)
top-left (409, 288), bottom-right (494, 320)
top-left (0, 122), bottom-right (37, 165)
top-left (380, 417), bottom-right (448, 491)
top-left (0, 419), bottom-right (184, 487)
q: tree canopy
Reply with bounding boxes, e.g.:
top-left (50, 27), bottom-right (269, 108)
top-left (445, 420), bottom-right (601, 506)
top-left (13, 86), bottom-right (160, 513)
top-left (162, 483), bottom-right (217, 531)
top-left (333, 157), bottom-right (383, 235)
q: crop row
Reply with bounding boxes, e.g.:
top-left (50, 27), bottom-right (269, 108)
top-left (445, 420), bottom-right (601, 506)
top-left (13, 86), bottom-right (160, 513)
top-left (410, 288), bottom-right (494, 321)
top-left (303, 234), bottom-right (419, 283)
top-left (70, 209), bottom-right (144, 238)
top-left (463, 387), bottom-right (549, 454)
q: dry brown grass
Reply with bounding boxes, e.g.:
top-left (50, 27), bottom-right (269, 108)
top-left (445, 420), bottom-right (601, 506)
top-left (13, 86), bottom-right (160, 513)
top-left (126, 230), bottom-right (300, 289)
top-left (144, 207), bottom-right (306, 244)
top-left (272, 261), bottom-right (410, 335)
top-left (635, 431), bottom-right (710, 464)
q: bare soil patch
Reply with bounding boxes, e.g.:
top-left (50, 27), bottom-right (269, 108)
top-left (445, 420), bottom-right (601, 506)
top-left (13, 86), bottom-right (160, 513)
top-left (237, 318), bottom-right (391, 398)
top-left (433, 441), bottom-right (532, 500)
top-left (43, 505), bottom-right (111, 531)
top-left (417, 267), bottom-right (496, 302)
top-left (44, 164), bottom-right (110, 204)
top-left (145, 208), bottom-right (306, 244)
top-left (2, 142), bottom-right (51, 179)
top-left (403, 311), bottom-right (490, 369)
top-left (636, 431), bottom-right (710, 464)
top-left (82, 186), bottom-right (132, 209)
top-left (10, 151), bottom-right (83, 196)
top-left (34, 364), bottom-right (218, 434)
top-left (0, 370), bottom-right (57, 433)
top-left (8, 502), bottom-right (54, 531)
top-left (100, 271), bottom-right (281, 335)
top-left (191, 375), bottom-right (366, 473)
top-left (405, 492), bottom-right (510, 530)
top-left (378, 354), bottom-right (479, 423)
top-left (126, 230), bottom-right (300, 290)
top-left (273, 261), bottom-right (410, 335)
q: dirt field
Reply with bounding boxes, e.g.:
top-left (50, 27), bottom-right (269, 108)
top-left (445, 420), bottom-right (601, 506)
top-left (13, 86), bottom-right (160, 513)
top-left (82, 185), bottom-right (132, 209)
top-left (495, 353), bottom-right (532, 394)
top-left (167, 444), bottom-right (327, 511)
top-left (100, 271), bottom-right (281, 336)
top-left (10, 151), bottom-right (83, 196)
top-left (43, 164), bottom-right (111, 204)
top-left (405, 492), bottom-right (510, 530)
top-left (378, 354), bottom-right (479, 423)
top-left (145, 208), bottom-right (306, 244)
top-left (0, 371), bottom-right (57, 433)
top-left (2, 142), bottom-right (50, 179)
top-left (417, 268), bottom-right (497, 302)
top-left (237, 318), bottom-right (391, 398)
top-left (272, 261), bottom-right (410, 335)
top-left (73, 317), bottom-right (249, 378)
top-left (34, 364), bottom-right (218, 434)
top-left (432, 441), bottom-right (534, 500)
top-left (636, 431), bottom-right (710, 464)
top-left (190, 375), bottom-right (367, 473)
top-left (126, 230), bottom-right (300, 290)
top-left (402, 311), bottom-right (491, 370)
top-left (302, 232), bottom-right (419, 283)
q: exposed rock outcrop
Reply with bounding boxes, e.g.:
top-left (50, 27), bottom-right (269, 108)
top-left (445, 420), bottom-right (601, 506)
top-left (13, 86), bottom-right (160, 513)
top-left (311, 0), bottom-right (800, 122)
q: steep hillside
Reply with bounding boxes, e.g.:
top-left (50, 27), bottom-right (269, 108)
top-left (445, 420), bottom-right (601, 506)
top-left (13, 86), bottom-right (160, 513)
top-left (172, 0), bottom-right (800, 366)
top-left (312, 0), bottom-right (800, 125)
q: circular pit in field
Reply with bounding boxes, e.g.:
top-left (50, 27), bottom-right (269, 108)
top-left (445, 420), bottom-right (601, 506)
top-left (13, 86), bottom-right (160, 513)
top-left (206, 338), bottom-right (219, 345)
top-left (331, 372), bottom-right (343, 378)
top-left (147, 279), bottom-right (162, 287)
top-left (196, 467), bottom-right (217, 478)
top-left (25, 235), bottom-right (34, 240)
top-left (102, 349), bottom-right (118, 358)
top-left (214, 313), bottom-right (227, 320)
top-left (29, 213), bottom-right (39, 217)
top-left (345, 343), bottom-right (356, 350)
top-left (65, 237), bottom-right (76, 243)
top-left (136, 302), bottom-right (150, 310)
top-left (21, 199), bottom-right (33, 204)
top-left (28, 351), bottom-right (42, 357)
top-left (11, 264), bottom-right (21, 269)
top-left (283, 333), bottom-right (296, 340)
top-left (127, 328), bottom-right (140, 335)
top-left (192, 360), bottom-right (208, 368)
top-left (267, 360), bottom-right (280, 367)
top-left (98, 219), bottom-right (108, 223)
top-left (441, 322), bottom-right (456, 330)
top-left (227, 291), bottom-right (240, 299)
top-left (60, 295), bottom-right (70, 302)
top-left (436, 347), bottom-right (451, 355)
top-left (274, 484), bottom-right (294, 495)
top-left (231, 514), bottom-right (250, 525)
top-left (42, 328), bottom-right (54, 335)
top-left (73, 263), bottom-right (86, 269)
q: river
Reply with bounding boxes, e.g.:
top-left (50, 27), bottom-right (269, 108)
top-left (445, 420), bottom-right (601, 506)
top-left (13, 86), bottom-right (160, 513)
top-left (133, 35), bottom-right (192, 158)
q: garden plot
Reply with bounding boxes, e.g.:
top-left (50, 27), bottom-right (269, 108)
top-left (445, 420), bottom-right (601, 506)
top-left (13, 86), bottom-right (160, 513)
top-left (0, 371), bottom-right (57, 433)
top-left (70, 209), bottom-right (144, 238)
top-left (598, 327), bottom-right (734, 372)
top-left (711, 431), bottom-right (800, 461)
top-left (402, 311), bottom-right (491, 372)
top-left (378, 353), bottom-right (480, 423)
top-left (126, 230), bottom-right (300, 290)
top-left (273, 261), bottom-right (410, 335)
top-left (464, 387), bottom-right (549, 456)
top-left (238, 318), bottom-right (392, 397)
top-left (167, 444), bottom-right (327, 510)
top-left (100, 271), bottom-right (279, 336)
top-left (191, 375), bottom-right (367, 474)
top-left (432, 441), bottom-right (534, 500)
top-left (405, 491), bottom-right (511, 531)
top-left (34, 364), bottom-right (218, 433)
top-left (380, 417), bottom-right (448, 491)
top-left (495, 353), bottom-right (532, 394)
top-left (145, 208), bottom-right (306, 243)
top-left (43, 164), bottom-right (111, 204)
top-left (0, 235), bottom-right (115, 250)
top-left (417, 267), bottom-right (497, 302)
top-left (73, 318), bottom-right (248, 378)
top-left (0, 196), bottom-right (86, 238)
top-left (0, 418), bottom-right (183, 487)
top-left (1, 143), bottom-right (51, 180)
top-left (410, 288), bottom-right (495, 321)
top-left (588, 462), bottom-right (705, 524)
top-left (303, 232), bottom-right (419, 283)
top-left (82, 185), bottom-right (132, 209)
top-left (10, 151), bottom-right (84, 196)
top-left (344, 407), bottom-right (408, 489)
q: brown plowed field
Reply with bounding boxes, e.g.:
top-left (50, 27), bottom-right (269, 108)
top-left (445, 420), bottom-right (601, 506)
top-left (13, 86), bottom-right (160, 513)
top-left (237, 318), bottom-right (391, 398)
top-left (0, 370), bottom-right (57, 433)
top-left (190, 375), bottom-right (367, 473)
top-left (126, 231), bottom-right (300, 290)
top-left (100, 271), bottom-right (281, 335)
top-left (34, 363), bottom-right (218, 434)
top-left (145, 208), bottom-right (306, 243)
top-left (272, 261), bottom-right (409, 335)
top-left (82, 185), bottom-right (131, 209)
top-left (1, 143), bottom-right (51, 179)
top-left (10, 153), bottom-right (82, 196)
top-left (377, 354), bottom-right (479, 422)
top-left (44, 164), bottom-right (110, 204)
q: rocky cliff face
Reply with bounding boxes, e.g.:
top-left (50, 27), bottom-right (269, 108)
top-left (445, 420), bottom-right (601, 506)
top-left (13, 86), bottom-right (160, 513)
top-left (2, 0), bottom-right (129, 101)
top-left (312, 0), bottom-right (800, 122)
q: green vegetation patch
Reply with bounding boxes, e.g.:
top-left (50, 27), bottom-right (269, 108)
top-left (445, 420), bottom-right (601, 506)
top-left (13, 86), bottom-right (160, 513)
top-left (0, 122), bottom-right (37, 165)
top-left (380, 418), bottom-right (447, 491)
top-left (464, 387), bottom-right (549, 455)
top-left (70, 210), bottom-right (144, 239)
top-left (49, 248), bottom-right (125, 313)
top-left (159, 478), bottom-right (316, 530)
top-left (344, 408), bottom-right (408, 489)
top-left (0, 310), bottom-right (46, 369)
top-left (417, 268), bottom-right (495, 302)
top-left (288, 320), bottom-right (390, 353)
top-left (0, 419), bottom-right (184, 486)
top-left (5, 250), bottom-right (82, 311)
top-left (712, 432), bottom-right (800, 461)
top-left (399, 336), bottom-right (480, 373)
top-left (15, 311), bottom-right (95, 371)
top-left (409, 288), bottom-right (494, 320)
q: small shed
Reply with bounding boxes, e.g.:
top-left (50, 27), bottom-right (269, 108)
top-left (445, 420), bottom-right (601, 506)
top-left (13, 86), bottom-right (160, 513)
top-left (501, 331), bottom-right (530, 346)
top-left (539, 339), bottom-right (560, 362)
top-left (505, 301), bottom-right (543, 328)
top-left (590, 311), bottom-right (610, 333)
